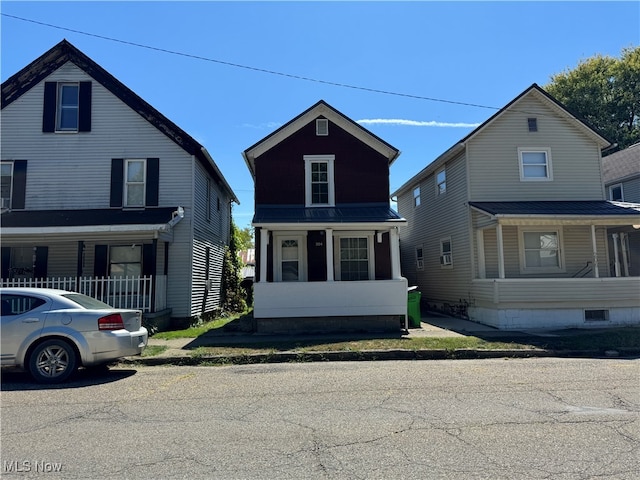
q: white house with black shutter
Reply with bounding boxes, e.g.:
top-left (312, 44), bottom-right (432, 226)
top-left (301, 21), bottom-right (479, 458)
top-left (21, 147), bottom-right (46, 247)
top-left (1, 39), bottom-right (238, 327)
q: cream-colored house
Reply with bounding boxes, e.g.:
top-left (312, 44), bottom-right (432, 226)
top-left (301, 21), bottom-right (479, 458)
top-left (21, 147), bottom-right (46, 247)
top-left (393, 84), bottom-right (640, 329)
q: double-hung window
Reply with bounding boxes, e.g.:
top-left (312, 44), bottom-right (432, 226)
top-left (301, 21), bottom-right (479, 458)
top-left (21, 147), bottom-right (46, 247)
top-left (125, 159), bottom-right (146, 207)
top-left (57, 83), bottom-right (79, 131)
top-left (519, 229), bottom-right (564, 273)
top-left (440, 237), bottom-right (453, 268)
top-left (304, 155), bottom-right (335, 206)
top-left (1, 162), bottom-right (13, 209)
top-left (416, 245), bottom-right (424, 270)
top-left (519, 148), bottom-right (552, 181)
top-left (436, 168), bottom-right (446, 195)
top-left (334, 232), bottom-right (374, 281)
top-left (413, 186), bottom-right (421, 207)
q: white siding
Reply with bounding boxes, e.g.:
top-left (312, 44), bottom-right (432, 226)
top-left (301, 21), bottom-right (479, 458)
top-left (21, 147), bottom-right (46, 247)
top-left (467, 95), bottom-right (605, 201)
top-left (1, 61), bottom-right (233, 320)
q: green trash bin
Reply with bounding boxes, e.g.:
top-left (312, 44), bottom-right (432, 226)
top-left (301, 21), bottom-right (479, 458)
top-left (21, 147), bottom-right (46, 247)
top-left (407, 288), bottom-right (422, 328)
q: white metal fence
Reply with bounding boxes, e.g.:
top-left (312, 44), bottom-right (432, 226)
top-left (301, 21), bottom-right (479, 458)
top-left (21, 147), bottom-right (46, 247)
top-left (0, 275), bottom-right (166, 313)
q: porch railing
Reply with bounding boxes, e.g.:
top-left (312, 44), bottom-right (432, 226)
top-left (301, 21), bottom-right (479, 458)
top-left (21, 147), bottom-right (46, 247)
top-left (0, 275), bottom-right (166, 313)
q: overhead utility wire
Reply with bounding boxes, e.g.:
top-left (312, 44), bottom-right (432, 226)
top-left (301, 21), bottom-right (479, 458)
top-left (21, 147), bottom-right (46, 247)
top-left (3, 13), bottom-right (500, 112)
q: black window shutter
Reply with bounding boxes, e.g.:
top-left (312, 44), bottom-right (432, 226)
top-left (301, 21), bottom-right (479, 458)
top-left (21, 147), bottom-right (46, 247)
top-left (1, 247), bottom-right (11, 279)
top-left (146, 158), bottom-right (159, 206)
top-left (34, 247), bottom-right (48, 279)
top-left (12, 160), bottom-right (27, 210)
top-left (42, 82), bottom-right (57, 132)
top-left (142, 243), bottom-right (157, 276)
top-left (110, 159), bottom-right (124, 207)
top-left (94, 245), bottom-right (109, 277)
top-left (78, 82), bottom-right (92, 132)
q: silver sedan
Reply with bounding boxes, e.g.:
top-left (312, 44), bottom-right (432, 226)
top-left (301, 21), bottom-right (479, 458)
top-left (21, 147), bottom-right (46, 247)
top-left (1, 287), bottom-right (148, 383)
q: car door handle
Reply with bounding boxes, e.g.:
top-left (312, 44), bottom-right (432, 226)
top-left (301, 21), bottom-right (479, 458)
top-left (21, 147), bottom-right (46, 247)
top-left (22, 318), bottom-right (40, 323)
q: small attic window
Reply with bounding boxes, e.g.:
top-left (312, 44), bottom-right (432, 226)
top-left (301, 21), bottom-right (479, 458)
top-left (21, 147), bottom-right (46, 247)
top-left (316, 118), bottom-right (329, 136)
top-left (527, 118), bottom-right (538, 132)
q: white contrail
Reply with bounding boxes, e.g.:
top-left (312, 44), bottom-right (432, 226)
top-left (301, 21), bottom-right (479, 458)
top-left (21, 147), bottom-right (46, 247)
top-left (357, 118), bottom-right (480, 128)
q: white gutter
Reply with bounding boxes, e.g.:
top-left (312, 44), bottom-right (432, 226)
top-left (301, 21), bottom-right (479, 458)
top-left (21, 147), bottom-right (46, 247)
top-left (252, 220), bottom-right (407, 230)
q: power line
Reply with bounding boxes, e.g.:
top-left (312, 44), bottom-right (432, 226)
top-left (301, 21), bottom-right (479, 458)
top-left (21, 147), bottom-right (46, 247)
top-left (2, 13), bottom-right (500, 112)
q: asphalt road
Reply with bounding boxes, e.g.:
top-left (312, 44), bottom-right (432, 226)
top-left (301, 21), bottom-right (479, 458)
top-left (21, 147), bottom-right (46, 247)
top-left (1, 358), bottom-right (639, 479)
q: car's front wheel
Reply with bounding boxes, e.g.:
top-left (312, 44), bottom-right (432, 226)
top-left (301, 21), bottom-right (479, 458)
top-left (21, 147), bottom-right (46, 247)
top-left (28, 339), bottom-right (78, 384)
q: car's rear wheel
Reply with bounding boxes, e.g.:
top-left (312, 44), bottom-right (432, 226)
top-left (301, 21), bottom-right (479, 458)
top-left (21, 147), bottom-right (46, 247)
top-left (28, 339), bottom-right (77, 384)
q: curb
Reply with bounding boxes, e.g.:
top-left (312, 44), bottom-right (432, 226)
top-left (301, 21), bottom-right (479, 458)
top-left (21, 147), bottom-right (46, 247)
top-left (121, 347), bottom-right (640, 367)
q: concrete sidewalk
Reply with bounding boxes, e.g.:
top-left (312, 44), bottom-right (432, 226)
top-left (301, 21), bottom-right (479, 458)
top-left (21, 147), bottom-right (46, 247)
top-left (128, 313), bottom-right (563, 365)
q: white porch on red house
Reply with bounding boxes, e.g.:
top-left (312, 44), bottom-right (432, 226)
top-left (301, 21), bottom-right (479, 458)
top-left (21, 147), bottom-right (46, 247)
top-left (252, 205), bottom-right (408, 333)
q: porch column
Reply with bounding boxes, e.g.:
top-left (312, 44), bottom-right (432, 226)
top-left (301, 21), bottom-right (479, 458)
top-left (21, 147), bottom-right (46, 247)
top-left (390, 227), bottom-right (402, 280)
top-left (612, 233), bottom-right (621, 277)
top-left (325, 228), bottom-right (334, 281)
top-left (476, 230), bottom-right (486, 279)
top-left (620, 232), bottom-right (630, 277)
top-left (259, 228), bottom-right (269, 283)
top-left (496, 224), bottom-right (505, 279)
top-left (591, 224), bottom-right (600, 278)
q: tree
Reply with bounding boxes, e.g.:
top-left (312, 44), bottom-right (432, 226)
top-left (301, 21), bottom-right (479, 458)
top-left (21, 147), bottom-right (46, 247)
top-left (545, 46), bottom-right (640, 151)
top-left (236, 225), bottom-right (255, 253)
top-left (221, 220), bottom-right (247, 314)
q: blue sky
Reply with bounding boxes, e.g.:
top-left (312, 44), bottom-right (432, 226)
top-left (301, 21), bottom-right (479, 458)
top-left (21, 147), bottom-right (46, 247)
top-left (2, 1), bottom-right (639, 228)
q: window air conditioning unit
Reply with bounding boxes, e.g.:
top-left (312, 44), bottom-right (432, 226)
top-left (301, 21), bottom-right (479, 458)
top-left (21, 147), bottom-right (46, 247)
top-left (440, 254), bottom-right (452, 266)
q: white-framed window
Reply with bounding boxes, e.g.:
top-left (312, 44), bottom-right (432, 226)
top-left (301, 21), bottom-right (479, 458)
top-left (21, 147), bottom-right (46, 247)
top-left (518, 228), bottom-right (565, 273)
top-left (416, 245), bottom-right (424, 270)
top-left (304, 155), bottom-right (335, 207)
top-left (316, 118), bottom-right (329, 136)
top-left (334, 231), bottom-right (375, 281)
top-left (518, 148), bottom-right (552, 181)
top-left (413, 186), bottom-right (421, 207)
top-left (125, 159), bottom-right (146, 207)
top-left (608, 183), bottom-right (624, 201)
top-left (1, 162), bottom-right (13, 209)
top-left (436, 168), bottom-right (446, 195)
top-left (274, 233), bottom-right (307, 282)
top-left (440, 237), bottom-right (453, 268)
top-left (56, 82), bottom-right (79, 131)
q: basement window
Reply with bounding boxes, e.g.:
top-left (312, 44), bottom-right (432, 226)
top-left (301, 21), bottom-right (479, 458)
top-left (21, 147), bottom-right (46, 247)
top-left (584, 309), bottom-right (609, 322)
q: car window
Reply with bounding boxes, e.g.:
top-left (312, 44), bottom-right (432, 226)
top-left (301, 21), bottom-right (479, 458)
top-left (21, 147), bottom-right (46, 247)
top-left (61, 293), bottom-right (113, 310)
top-left (1, 294), bottom-right (47, 316)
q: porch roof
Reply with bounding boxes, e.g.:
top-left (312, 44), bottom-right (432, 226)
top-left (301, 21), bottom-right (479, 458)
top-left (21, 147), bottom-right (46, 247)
top-left (469, 200), bottom-right (640, 226)
top-left (253, 203), bottom-right (406, 227)
top-left (1, 207), bottom-right (182, 237)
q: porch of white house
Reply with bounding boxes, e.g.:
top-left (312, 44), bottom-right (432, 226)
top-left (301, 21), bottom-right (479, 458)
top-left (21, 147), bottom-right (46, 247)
top-left (1, 275), bottom-right (167, 313)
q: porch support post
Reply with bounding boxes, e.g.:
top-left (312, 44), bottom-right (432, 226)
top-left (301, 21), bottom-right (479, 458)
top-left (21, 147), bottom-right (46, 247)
top-left (325, 228), bottom-right (334, 281)
top-left (620, 232), bottom-right (630, 277)
top-left (76, 241), bottom-right (84, 291)
top-left (390, 227), bottom-right (402, 280)
top-left (476, 230), bottom-right (486, 279)
top-left (496, 223), bottom-right (505, 279)
top-left (612, 233), bottom-right (621, 277)
top-left (259, 228), bottom-right (269, 283)
top-left (591, 224), bottom-right (599, 278)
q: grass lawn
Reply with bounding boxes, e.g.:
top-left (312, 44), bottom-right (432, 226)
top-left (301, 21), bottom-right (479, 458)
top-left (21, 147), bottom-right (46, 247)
top-left (146, 311), bottom-right (640, 358)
